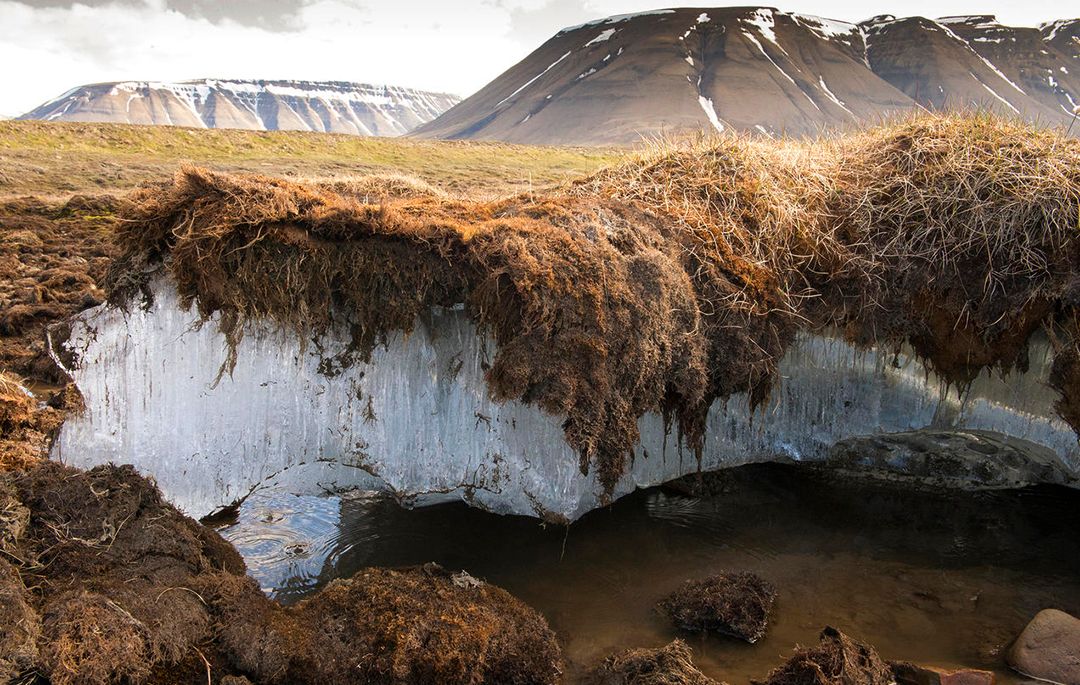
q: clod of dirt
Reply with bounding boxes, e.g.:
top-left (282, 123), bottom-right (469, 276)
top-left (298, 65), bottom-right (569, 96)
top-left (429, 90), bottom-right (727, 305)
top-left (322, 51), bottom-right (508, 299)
top-left (753, 627), bottom-right (894, 685)
top-left (40, 590), bottom-right (155, 685)
top-left (588, 639), bottom-right (726, 685)
top-left (210, 562), bottom-right (563, 685)
top-left (658, 572), bottom-right (776, 642)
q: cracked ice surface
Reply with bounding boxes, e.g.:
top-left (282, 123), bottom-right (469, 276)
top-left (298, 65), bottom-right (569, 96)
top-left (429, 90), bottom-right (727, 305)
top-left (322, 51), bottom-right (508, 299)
top-left (54, 279), bottom-right (1080, 520)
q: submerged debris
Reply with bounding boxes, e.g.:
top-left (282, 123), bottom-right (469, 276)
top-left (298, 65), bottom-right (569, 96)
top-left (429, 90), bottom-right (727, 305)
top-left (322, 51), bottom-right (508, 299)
top-left (890, 662), bottom-right (995, 685)
top-left (658, 571), bottom-right (776, 642)
top-left (754, 627), bottom-right (894, 685)
top-left (103, 113), bottom-right (1080, 493)
top-left (0, 462), bottom-right (562, 685)
top-left (588, 639), bottom-right (725, 685)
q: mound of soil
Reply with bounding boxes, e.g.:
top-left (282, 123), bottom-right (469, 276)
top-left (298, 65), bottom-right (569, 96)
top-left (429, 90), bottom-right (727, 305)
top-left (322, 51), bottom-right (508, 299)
top-left (0, 461), bottom-right (563, 685)
top-left (588, 640), bottom-right (725, 685)
top-left (753, 627), bottom-right (894, 685)
top-left (658, 572), bottom-right (776, 642)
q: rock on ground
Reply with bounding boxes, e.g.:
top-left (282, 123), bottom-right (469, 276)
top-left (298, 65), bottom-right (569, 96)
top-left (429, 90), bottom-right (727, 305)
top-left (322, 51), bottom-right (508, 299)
top-left (824, 429), bottom-right (1076, 490)
top-left (1007, 609), bottom-right (1080, 685)
top-left (891, 661), bottom-right (995, 685)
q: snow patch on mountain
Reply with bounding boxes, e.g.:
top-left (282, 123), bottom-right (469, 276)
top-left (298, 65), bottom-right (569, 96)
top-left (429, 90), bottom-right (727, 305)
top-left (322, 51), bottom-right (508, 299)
top-left (584, 28), bottom-right (617, 46)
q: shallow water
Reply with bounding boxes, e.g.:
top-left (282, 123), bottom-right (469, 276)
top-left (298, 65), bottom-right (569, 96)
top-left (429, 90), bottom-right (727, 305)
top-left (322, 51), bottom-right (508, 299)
top-left (216, 464), bottom-right (1080, 683)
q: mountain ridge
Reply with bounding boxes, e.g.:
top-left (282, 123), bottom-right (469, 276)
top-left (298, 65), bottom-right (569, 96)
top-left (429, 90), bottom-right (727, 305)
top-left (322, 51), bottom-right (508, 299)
top-left (21, 79), bottom-right (461, 136)
top-left (414, 7), bottom-right (1080, 145)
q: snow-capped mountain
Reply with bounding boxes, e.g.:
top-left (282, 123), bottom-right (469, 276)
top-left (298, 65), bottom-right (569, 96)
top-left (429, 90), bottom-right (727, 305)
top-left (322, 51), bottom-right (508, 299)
top-left (864, 15), bottom-right (1080, 120)
top-left (414, 8), bottom-right (1080, 145)
top-left (21, 79), bottom-right (461, 136)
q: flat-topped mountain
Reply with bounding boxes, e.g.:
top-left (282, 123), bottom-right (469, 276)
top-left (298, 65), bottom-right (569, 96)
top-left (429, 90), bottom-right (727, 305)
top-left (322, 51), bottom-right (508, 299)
top-left (21, 79), bottom-right (461, 136)
top-left (414, 7), bottom-right (1080, 144)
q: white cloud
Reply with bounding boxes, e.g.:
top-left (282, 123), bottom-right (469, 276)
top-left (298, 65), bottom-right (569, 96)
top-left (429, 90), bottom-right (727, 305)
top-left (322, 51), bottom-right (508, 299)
top-left (0, 0), bottom-right (522, 114)
top-left (0, 0), bottom-right (1073, 116)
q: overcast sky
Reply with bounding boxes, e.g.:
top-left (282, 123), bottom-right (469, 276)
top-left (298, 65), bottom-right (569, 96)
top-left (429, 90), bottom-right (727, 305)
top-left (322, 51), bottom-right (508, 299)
top-left (0, 0), bottom-right (1073, 116)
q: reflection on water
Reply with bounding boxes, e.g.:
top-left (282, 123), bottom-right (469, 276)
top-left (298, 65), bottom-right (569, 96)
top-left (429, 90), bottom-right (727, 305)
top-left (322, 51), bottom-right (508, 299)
top-left (216, 465), bottom-right (1080, 683)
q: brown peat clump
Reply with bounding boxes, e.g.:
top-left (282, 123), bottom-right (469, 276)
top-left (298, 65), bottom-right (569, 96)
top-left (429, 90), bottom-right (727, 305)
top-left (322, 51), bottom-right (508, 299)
top-left (210, 563), bottom-right (562, 685)
top-left (658, 572), bottom-right (776, 642)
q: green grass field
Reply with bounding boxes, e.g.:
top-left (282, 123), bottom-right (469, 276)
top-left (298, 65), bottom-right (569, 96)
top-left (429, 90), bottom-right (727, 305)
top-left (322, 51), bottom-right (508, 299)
top-left (0, 120), bottom-right (622, 199)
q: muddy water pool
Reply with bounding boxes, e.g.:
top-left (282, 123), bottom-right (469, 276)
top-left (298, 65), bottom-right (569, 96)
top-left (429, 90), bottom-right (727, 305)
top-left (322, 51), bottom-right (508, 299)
top-left (216, 464), bottom-right (1080, 683)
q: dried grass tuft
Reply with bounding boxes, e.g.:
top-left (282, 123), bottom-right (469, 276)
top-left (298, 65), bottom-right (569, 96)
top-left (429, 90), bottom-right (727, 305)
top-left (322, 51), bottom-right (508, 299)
top-left (0, 371), bottom-right (63, 472)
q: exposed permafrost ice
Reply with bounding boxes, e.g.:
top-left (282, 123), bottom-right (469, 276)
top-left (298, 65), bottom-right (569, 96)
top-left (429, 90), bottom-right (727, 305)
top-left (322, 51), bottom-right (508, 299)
top-left (54, 279), bottom-right (1080, 520)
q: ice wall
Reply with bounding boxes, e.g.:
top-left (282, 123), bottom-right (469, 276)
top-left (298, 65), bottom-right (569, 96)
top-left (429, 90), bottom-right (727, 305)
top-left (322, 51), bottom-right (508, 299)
top-left (53, 278), bottom-right (1080, 520)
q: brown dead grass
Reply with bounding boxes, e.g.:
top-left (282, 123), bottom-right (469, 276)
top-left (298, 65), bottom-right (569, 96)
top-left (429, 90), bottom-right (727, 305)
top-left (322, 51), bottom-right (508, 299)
top-left (103, 112), bottom-right (1080, 493)
top-left (588, 640), bottom-right (724, 685)
top-left (7, 461), bottom-right (245, 684)
top-left (0, 557), bottom-right (40, 683)
top-left (0, 193), bottom-right (118, 471)
top-left (753, 627), bottom-right (894, 685)
top-left (0, 195), bottom-right (118, 383)
top-left (0, 173), bottom-right (474, 473)
top-left (108, 168), bottom-right (706, 492)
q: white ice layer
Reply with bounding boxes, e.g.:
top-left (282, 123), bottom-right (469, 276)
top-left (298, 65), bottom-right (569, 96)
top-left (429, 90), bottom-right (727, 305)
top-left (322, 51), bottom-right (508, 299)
top-left (54, 279), bottom-right (1080, 521)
